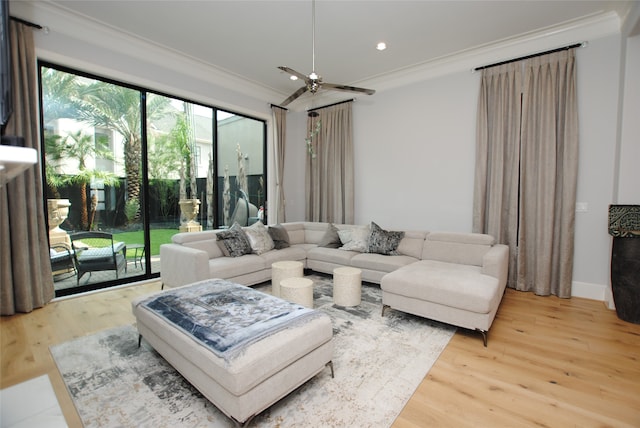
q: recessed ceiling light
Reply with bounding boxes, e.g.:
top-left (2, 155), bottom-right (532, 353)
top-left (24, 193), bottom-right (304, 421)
top-left (290, 75), bottom-right (298, 81)
top-left (376, 42), bottom-right (387, 51)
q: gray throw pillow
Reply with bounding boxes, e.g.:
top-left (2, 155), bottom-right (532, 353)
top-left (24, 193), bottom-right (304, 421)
top-left (367, 221), bottom-right (405, 255)
top-left (268, 224), bottom-right (290, 249)
top-left (338, 226), bottom-right (370, 252)
top-left (216, 222), bottom-right (252, 257)
top-left (243, 221), bottom-right (275, 255)
top-left (318, 223), bottom-right (341, 248)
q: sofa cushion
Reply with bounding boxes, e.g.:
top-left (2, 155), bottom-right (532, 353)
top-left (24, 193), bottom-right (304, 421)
top-left (208, 254), bottom-right (265, 278)
top-left (350, 253), bottom-right (418, 273)
top-left (260, 246), bottom-right (307, 265)
top-left (421, 232), bottom-right (494, 266)
top-left (268, 224), bottom-right (290, 249)
top-left (318, 223), bottom-right (341, 248)
top-left (307, 247), bottom-right (358, 265)
top-left (396, 230), bottom-right (428, 259)
top-left (183, 239), bottom-right (224, 259)
top-left (243, 221), bottom-right (275, 255)
top-left (367, 222), bottom-right (404, 255)
top-left (338, 226), bottom-right (370, 252)
top-left (216, 223), bottom-right (252, 257)
top-left (381, 260), bottom-right (500, 314)
top-left (304, 222), bottom-right (331, 244)
top-left (172, 230), bottom-right (219, 245)
top-left (282, 222), bottom-right (306, 245)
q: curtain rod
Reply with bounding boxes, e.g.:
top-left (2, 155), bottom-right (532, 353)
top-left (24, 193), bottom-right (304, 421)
top-left (269, 104), bottom-right (288, 111)
top-left (308, 98), bottom-right (354, 112)
top-left (473, 42), bottom-right (586, 72)
top-left (10, 16), bottom-right (44, 30)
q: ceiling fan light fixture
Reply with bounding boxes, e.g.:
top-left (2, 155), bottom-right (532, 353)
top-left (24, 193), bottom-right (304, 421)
top-left (276, 0), bottom-right (375, 106)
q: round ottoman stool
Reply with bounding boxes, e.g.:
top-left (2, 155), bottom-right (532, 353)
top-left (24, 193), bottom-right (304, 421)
top-left (271, 260), bottom-right (304, 297)
top-left (333, 267), bottom-right (362, 306)
top-left (280, 277), bottom-right (314, 308)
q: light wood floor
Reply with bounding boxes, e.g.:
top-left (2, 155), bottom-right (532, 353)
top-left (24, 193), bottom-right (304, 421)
top-left (1, 282), bottom-right (639, 427)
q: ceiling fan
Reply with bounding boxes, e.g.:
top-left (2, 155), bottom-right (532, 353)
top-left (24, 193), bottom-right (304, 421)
top-left (278, 0), bottom-right (375, 106)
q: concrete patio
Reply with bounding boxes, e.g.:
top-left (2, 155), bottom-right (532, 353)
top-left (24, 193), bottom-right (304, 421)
top-left (53, 256), bottom-right (161, 293)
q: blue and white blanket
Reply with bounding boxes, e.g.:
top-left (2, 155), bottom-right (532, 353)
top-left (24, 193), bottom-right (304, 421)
top-left (139, 279), bottom-right (321, 361)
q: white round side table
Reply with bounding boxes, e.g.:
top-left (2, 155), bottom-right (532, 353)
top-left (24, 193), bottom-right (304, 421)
top-left (333, 266), bottom-right (362, 306)
top-left (271, 260), bottom-right (304, 297)
top-left (280, 277), bottom-right (314, 308)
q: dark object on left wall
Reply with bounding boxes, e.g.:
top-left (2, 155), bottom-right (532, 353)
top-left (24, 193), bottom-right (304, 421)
top-left (1, 0), bottom-right (13, 128)
top-left (1, 135), bottom-right (25, 146)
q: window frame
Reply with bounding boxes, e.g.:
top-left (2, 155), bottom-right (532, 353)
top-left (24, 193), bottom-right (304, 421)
top-left (39, 61), bottom-right (267, 296)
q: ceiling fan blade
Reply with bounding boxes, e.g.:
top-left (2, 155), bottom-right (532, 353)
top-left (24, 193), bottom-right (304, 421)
top-left (278, 66), bottom-right (310, 82)
top-left (322, 83), bottom-right (376, 96)
top-left (281, 86), bottom-right (309, 106)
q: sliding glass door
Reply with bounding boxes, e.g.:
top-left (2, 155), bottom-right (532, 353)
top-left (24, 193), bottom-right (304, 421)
top-left (217, 111), bottom-right (267, 227)
top-left (40, 63), bottom-right (266, 296)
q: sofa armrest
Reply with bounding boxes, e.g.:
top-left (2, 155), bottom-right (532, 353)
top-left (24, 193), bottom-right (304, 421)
top-left (160, 243), bottom-right (210, 288)
top-left (482, 244), bottom-right (509, 288)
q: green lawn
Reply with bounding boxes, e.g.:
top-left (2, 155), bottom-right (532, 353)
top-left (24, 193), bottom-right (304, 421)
top-left (113, 228), bottom-right (178, 257)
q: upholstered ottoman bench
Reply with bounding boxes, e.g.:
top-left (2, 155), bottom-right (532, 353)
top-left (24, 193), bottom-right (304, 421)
top-left (131, 278), bottom-right (334, 426)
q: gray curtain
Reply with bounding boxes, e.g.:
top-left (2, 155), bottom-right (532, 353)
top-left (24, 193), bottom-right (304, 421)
top-left (517, 50), bottom-right (578, 297)
top-left (473, 50), bottom-right (578, 298)
top-left (271, 105), bottom-right (287, 223)
top-left (473, 63), bottom-right (522, 289)
top-left (305, 101), bottom-right (354, 223)
top-left (1, 21), bottom-right (55, 315)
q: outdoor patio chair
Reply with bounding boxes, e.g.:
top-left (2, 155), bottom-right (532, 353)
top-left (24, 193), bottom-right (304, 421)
top-left (70, 231), bottom-right (127, 285)
top-left (50, 243), bottom-right (76, 280)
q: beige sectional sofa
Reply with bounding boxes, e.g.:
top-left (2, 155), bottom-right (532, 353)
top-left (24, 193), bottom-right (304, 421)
top-left (160, 221), bottom-right (509, 345)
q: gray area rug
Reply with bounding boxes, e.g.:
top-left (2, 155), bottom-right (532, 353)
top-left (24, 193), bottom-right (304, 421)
top-left (50, 274), bottom-right (455, 427)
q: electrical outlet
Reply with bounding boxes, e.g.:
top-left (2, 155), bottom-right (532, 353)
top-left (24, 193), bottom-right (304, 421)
top-left (575, 202), bottom-right (588, 212)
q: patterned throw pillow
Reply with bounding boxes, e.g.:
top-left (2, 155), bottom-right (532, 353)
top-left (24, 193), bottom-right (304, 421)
top-left (367, 221), bottom-right (405, 255)
top-left (243, 221), bottom-right (275, 255)
top-left (216, 222), bottom-right (252, 257)
top-left (338, 225), bottom-right (370, 252)
top-left (268, 224), bottom-right (290, 249)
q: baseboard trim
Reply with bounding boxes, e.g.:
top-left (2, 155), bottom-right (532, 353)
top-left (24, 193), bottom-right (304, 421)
top-left (571, 280), bottom-right (609, 303)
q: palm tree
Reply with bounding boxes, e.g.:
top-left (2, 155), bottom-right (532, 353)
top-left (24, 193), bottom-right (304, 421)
top-left (52, 130), bottom-right (119, 230)
top-left (41, 67), bottom-right (83, 121)
top-left (75, 82), bottom-right (170, 221)
top-left (147, 132), bottom-right (180, 220)
top-left (41, 67), bottom-right (82, 200)
top-left (170, 113), bottom-right (195, 199)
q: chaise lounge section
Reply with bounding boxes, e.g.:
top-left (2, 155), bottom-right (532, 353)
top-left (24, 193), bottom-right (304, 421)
top-left (380, 232), bottom-right (509, 346)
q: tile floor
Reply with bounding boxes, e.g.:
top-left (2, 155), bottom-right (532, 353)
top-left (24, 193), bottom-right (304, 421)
top-left (0, 375), bottom-right (67, 428)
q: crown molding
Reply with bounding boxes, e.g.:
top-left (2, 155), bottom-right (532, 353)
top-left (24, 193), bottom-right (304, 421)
top-left (359, 11), bottom-right (621, 92)
top-left (11, 1), bottom-right (623, 111)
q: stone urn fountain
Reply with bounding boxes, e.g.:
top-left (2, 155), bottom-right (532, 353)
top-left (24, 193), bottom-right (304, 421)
top-left (47, 198), bottom-right (71, 246)
top-left (179, 198), bottom-right (202, 232)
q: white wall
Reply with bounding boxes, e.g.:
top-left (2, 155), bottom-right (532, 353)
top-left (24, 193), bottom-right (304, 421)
top-left (571, 34), bottom-right (624, 300)
top-left (618, 34), bottom-right (640, 203)
top-left (353, 71), bottom-right (479, 232)
top-left (282, 110), bottom-right (307, 221)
